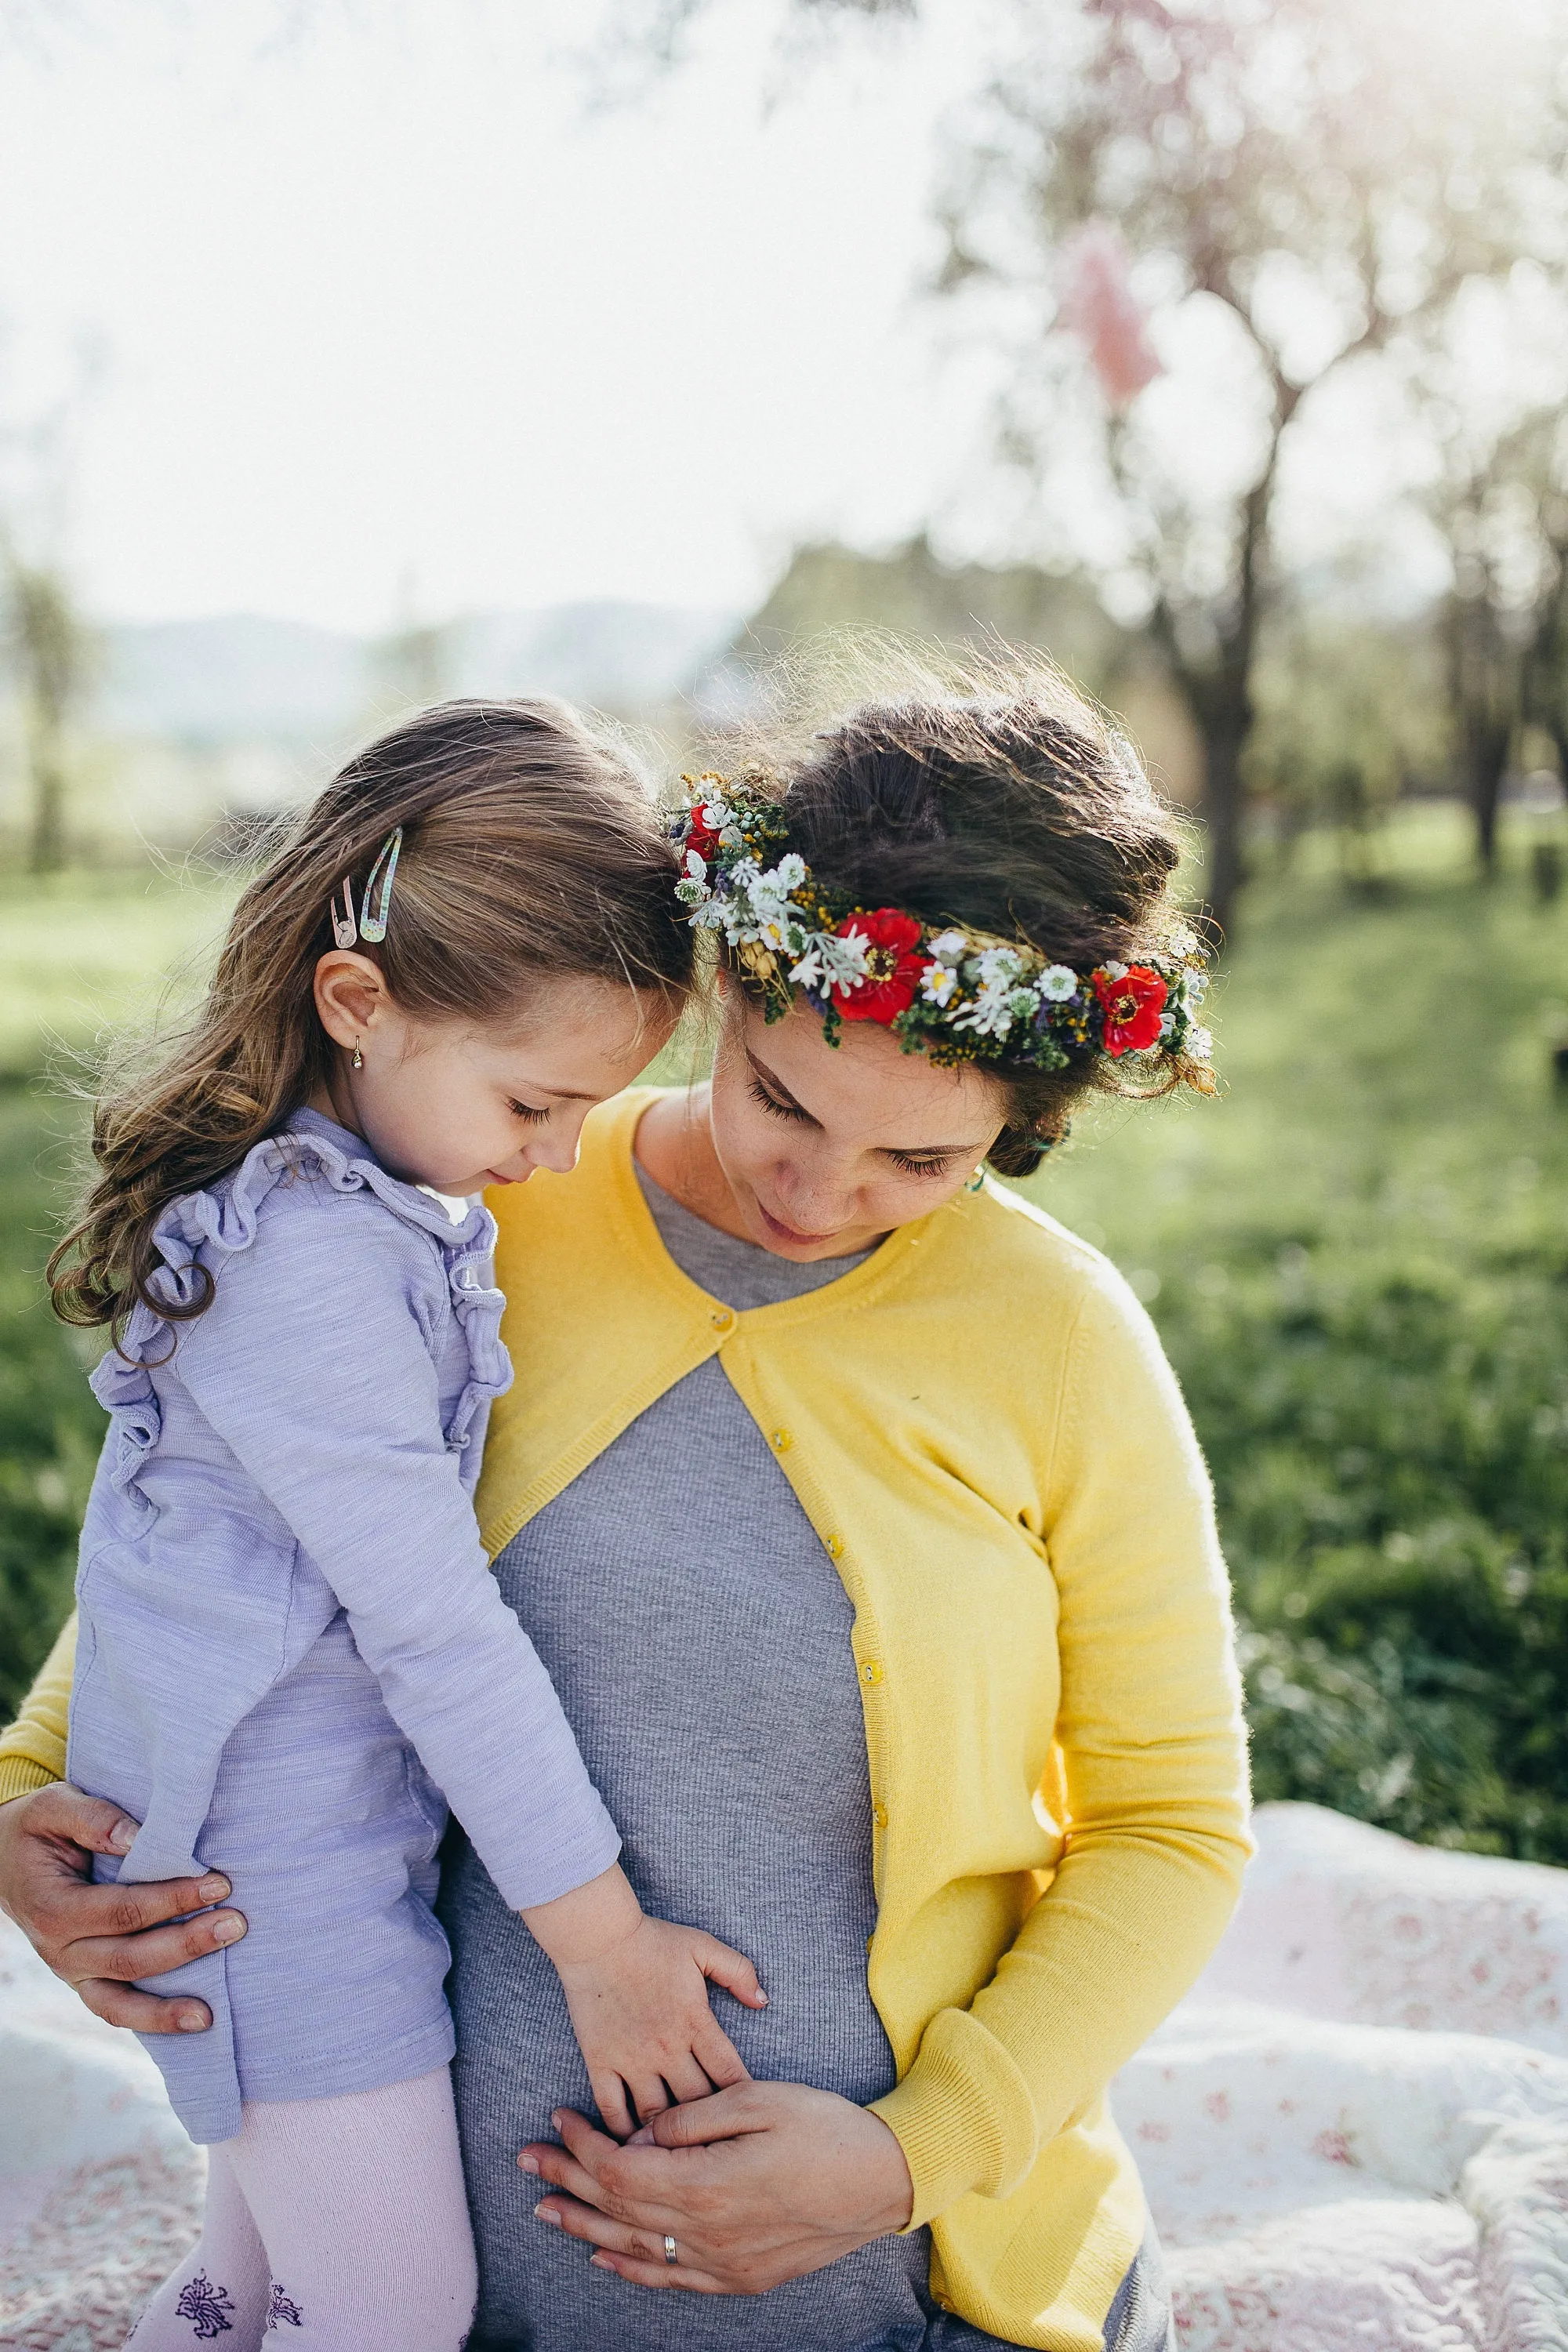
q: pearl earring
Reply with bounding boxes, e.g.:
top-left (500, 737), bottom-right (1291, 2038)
top-left (351, 1041), bottom-right (364, 1070)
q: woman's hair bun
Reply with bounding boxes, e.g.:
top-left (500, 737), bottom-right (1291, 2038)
top-left (707, 639), bottom-right (1199, 1171)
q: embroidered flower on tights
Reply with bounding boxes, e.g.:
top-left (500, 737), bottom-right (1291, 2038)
top-left (176, 2273), bottom-right (236, 2339)
top-left (266, 2282), bottom-right (304, 2330)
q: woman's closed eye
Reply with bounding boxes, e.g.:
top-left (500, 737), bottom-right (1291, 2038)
top-left (748, 1076), bottom-right (808, 1124)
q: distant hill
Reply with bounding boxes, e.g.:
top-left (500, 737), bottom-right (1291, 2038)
top-left (96, 601), bottom-right (740, 746)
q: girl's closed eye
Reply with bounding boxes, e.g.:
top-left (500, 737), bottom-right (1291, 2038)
top-left (509, 1099), bottom-right (552, 1125)
top-left (887, 1151), bottom-right (953, 1179)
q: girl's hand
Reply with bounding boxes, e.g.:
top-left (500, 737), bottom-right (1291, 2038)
top-left (519, 2080), bottom-right (915, 2294)
top-left (521, 1864), bottom-right (765, 2140)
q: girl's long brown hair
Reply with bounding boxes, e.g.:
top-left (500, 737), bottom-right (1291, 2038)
top-left (49, 698), bottom-right (692, 1338)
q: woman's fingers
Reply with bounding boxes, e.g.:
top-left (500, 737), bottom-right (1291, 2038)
top-left (589, 2249), bottom-right (726, 2292)
top-left (24, 1784), bottom-right (143, 1859)
top-left (62, 1907), bottom-right (247, 1986)
top-left (76, 1976), bottom-right (213, 2034)
top-left (535, 2193), bottom-right (669, 2264)
top-left (643, 2082), bottom-right (768, 2147)
top-left (694, 1933), bottom-right (767, 2010)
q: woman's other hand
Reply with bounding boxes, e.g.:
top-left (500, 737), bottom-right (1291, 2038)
top-left (0, 1784), bottom-right (246, 2032)
top-left (519, 2080), bottom-right (915, 2294)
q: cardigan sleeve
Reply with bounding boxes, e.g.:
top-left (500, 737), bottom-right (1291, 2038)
top-left (870, 1258), bottom-right (1253, 2225)
top-left (0, 1612), bottom-right (76, 1803)
top-left (163, 1188), bottom-right (621, 1912)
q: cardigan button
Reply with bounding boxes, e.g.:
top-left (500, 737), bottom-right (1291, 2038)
top-left (710, 1309), bottom-right (734, 1332)
top-left (768, 1428), bottom-right (792, 1453)
top-left (825, 1534), bottom-right (844, 1559)
top-left (873, 1804), bottom-right (888, 1829)
top-left (859, 1661), bottom-right (884, 1686)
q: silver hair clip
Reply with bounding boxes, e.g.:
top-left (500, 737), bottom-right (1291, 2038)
top-left (328, 826), bottom-right (402, 950)
top-left (358, 826), bottom-right (403, 945)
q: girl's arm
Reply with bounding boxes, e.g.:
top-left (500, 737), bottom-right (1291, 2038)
top-left (172, 1191), bottom-right (620, 1911)
top-left (869, 1259), bottom-right (1253, 2227)
top-left (172, 1189), bottom-right (762, 2125)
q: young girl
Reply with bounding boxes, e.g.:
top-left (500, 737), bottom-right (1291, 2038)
top-left (46, 700), bottom-right (767, 2352)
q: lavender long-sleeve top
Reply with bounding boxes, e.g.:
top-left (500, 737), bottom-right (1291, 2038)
top-left (67, 1107), bottom-right (620, 2143)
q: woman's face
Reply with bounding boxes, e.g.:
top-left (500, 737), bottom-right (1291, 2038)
top-left (706, 984), bottom-right (1014, 1260)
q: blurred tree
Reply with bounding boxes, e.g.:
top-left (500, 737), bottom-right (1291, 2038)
top-left (624, 0), bottom-right (1568, 932)
top-left (928, 0), bottom-right (1568, 936)
top-left (368, 611), bottom-right (454, 713)
top-left (1247, 607), bottom-right (1449, 887)
top-left (3, 549), bottom-right (94, 873)
top-left (1515, 415), bottom-right (1568, 797)
top-left (721, 533), bottom-right (1202, 800)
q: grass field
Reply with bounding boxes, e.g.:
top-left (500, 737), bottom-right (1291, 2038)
top-left (3, 811), bottom-right (1566, 1854)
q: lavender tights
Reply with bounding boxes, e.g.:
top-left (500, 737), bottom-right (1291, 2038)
top-left (125, 2067), bottom-right (476, 2351)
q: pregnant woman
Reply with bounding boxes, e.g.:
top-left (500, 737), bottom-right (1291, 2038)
top-left (1, 657), bottom-right (1250, 2352)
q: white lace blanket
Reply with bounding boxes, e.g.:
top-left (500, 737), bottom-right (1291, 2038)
top-left (3, 1802), bottom-right (1566, 2350)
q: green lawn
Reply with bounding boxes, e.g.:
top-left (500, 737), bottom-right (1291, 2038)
top-left (2, 815), bottom-right (1566, 1856)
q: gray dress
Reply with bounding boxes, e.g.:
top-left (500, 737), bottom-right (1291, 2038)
top-left (442, 1171), bottom-right (1171, 2352)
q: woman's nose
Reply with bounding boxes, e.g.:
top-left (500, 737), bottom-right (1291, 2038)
top-left (777, 1155), bottom-right (853, 1229)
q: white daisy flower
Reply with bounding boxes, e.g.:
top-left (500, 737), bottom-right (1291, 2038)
top-left (1040, 964), bottom-right (1078, 1001)
top-left (920, 961), bottom-right (959, 1006)
top-left (975, 946), bottom-right (1023, 988)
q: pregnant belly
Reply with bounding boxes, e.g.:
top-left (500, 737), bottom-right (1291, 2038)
top-left (441, 1834), bottom-right (939, 2352)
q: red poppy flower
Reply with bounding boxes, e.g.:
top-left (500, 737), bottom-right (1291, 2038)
top-left (832, 909), bottom-right (931, 1024)
top-left (1092, 964), bottom-right (1168, 1055)
top-left (684, 804), bottom-right (726, 862)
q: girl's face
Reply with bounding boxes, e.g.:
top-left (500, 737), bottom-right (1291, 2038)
top-left (314, 955), bottom-right (677, 1195)
top-left (706, 982), bottom-right (1013, 1261)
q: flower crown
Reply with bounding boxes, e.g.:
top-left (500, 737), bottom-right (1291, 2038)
top-left (671, 774), bottom-right (1214, 1080)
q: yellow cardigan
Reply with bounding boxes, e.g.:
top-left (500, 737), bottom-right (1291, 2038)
top-left (2, 1088), bottom-right (1250, 2350)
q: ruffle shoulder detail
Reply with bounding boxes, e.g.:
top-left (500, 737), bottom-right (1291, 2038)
top-left (89, 1126), bottom-right (511, 1478)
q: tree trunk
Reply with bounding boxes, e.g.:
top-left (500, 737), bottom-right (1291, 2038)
top-left (1465, 710), bottom-right (1511, 873)
top-left (1199, 710), bottom-right (1249, 946)
top-left (28, 723), bottom-right (67, 875)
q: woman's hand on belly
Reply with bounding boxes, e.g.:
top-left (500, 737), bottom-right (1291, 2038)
top-left (520, 2081), bottom-right (915, 2296)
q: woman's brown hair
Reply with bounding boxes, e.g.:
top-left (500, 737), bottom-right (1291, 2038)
top-left (49, 698), bottom-right (692, 1336)
top-left (711, 644), bottom-right (1203, 1177)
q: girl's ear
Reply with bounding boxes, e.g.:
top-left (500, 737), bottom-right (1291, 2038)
top-left (314, 951), bottom-right (392, 1049)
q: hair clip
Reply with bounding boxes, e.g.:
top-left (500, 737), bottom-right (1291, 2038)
top-left (358, 826), bottom-right (403, 945)
top-left (330, 877), bottom-right (358, 950)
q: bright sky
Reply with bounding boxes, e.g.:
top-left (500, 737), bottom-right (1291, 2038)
top-left (0, 0), bottom-right (1000, 632)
